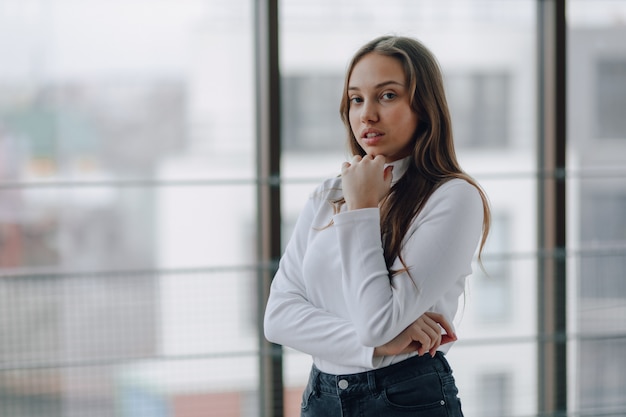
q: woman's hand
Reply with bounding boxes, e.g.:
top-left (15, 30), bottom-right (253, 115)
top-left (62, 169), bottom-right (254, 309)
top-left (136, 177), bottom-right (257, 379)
top-left (341, 155), bottom-right (393, 210)
top-left (373, 312), bottom-right (457, 357)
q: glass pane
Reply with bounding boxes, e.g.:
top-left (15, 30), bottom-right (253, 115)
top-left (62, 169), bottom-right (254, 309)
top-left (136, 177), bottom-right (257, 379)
top-left (279, 1), bottom-right (536, 416)
top-left (0, 0), bottom-right (255, 181)
top-left (0, 0), bottom-right (256, 416)
top-left (568, 1), bottom-right (626, 416)
top-left (448, 341), bottom-right (538, 417)
top-left (450, 257), bottom-right (538, 416)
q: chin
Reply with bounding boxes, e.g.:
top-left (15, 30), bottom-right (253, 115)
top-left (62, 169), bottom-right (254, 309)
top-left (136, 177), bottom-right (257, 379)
top-left (364, 149), bottom-right (384, 158)
top-left (366, 149), bottom-right (384, 156)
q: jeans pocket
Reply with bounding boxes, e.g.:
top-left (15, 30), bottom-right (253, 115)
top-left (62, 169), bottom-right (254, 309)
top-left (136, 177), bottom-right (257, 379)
top-left (300, 380), bottom-right (316, 412)
top-left (381, 372), bottom-right (447, 413)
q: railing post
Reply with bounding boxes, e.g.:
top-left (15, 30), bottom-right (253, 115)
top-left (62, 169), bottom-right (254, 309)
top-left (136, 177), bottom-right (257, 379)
top-left (255, 0), bottom-right (283, 416)
top-left (537, 0), bottom-right (567, 416)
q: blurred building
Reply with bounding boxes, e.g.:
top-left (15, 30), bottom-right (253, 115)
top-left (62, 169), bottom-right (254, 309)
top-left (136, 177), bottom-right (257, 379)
top-left (0, 1), bottom-right (625, 417)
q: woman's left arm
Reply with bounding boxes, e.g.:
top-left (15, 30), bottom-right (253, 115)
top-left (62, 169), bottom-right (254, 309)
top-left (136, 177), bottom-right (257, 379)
top-left (334, 180), bottom-right (484, 347)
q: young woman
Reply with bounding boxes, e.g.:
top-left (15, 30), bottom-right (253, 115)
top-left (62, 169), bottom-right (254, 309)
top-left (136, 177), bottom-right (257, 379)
top-left (264, 35), bottom-right (490, 417)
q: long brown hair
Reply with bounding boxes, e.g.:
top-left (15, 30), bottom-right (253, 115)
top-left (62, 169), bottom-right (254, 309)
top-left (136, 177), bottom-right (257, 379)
top-left (338, 35), bottom-right (491, 275)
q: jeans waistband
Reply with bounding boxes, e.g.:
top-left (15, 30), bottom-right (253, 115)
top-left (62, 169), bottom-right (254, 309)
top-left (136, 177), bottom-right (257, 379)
top-left (310, 352), bottom-right (451, 397)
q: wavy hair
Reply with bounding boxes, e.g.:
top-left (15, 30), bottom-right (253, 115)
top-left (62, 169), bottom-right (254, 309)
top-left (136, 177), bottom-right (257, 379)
top-left (337, 35), bottom-right (491, 275)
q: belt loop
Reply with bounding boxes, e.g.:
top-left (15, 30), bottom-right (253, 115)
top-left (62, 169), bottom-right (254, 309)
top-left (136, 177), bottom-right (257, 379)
top-left (367, 370), bottom-right (378, 395)
top-left (436, 352), bottom-right (452, 373)
top-left (310, 365), bottom-right (321, 396)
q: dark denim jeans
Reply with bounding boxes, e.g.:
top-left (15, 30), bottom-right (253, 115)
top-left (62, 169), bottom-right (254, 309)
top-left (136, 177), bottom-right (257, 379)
top-left (301, 352), bottom-right (464, 417)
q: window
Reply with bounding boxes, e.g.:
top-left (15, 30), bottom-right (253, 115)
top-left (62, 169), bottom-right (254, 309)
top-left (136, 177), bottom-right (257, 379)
top-left (580, 191), bottom-right (626, 298)
top-left (446, 72), bottom-right (510, 149)
top-left (281, 74), bottom-right (346, 153)
top-left (478, 372), bottom-right (512, 417)
top-left (596, 58), bottom-right (626, 140)
top-left (473, 214), bottom-right (513, 323)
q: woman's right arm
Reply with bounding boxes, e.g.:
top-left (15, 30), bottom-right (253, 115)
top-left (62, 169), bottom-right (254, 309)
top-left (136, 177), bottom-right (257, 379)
top-left (265, 254), bottom-right (452, 366)
top-left (263, 195), bottom-right (379, 368)
top-left (263, 192), bottom-right (455, 365)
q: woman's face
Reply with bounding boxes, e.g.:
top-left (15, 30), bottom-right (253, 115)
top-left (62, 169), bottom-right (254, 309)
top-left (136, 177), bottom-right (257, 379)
top-left (347, 53), bottom-right (419, 162)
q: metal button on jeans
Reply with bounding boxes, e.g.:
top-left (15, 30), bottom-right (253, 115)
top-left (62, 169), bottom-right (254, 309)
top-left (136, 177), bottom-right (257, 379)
top-left (338, 379), bottom-right (349, 389)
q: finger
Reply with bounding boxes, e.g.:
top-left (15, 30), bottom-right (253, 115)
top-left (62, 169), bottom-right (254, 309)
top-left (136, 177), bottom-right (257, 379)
top-left (341, 161), bottom-right (351, 173)
top-left (351, 155), bottom-right (362, 164)
top-left (423, 311), bottom-right (445, 324)
top-left (420, 322), bottom-right (440, 350)
top-left (420, 313), bottom-right (441, 331)
top-left (373, 154), bottom-right (387, 168)
top-left (419, 315), bottom-right (443, 343)
top-left (411, 328), bottom-right (431, 356)
top-left (383, 165), bottom-right (394, 183)
top-left (441, 334), bottom-right (457, 345)
top-left (425, 312), bottom-right (456, 341)
top-left (419, 319), bottom-right (442, 356)
top-left (419, 314), bottom-right (446, 356)
top-left (416, 315), bottom-right (439, 339)
top-left (429, 333), bottom-right (442, 357)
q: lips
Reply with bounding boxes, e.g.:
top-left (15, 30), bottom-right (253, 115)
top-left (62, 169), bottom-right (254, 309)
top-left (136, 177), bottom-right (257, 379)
top-left (361, 128), bottom-right (384, 145)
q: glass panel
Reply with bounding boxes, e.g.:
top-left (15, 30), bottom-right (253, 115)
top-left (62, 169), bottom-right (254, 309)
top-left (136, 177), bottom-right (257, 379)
top-left (0, 0), bottom-right (256, 416)
top-left (478, 372), bottom-right (513, 417)
top-left (279, 2), bottom-right (536, 417)
top-left (0, 0), bottom-right (255, 182)
top-left (0, 268), bottom-right (260, 417)
top-left (0, 356), bottom-right (260, 417)
top-left (568, 1), bottom-right (626, 416)
top-left (451, 258), bottom-right (538, 416)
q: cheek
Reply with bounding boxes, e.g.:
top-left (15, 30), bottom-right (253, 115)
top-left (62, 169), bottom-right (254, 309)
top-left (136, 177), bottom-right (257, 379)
top-left (348, 111), bottom-right (360, 135)
top-left (402, 113), bottom-right (419, 137)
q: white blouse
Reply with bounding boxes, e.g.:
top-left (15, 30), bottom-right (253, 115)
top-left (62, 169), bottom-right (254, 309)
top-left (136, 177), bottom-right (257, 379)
top-left (263, 157), bottom-right (484, 375)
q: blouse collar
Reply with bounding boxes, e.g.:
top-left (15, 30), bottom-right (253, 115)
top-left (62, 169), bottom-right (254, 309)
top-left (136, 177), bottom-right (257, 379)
top-left (385, 156), bottom-right (412, 185)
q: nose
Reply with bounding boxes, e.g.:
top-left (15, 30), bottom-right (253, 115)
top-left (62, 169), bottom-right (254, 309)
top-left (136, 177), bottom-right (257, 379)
top-left (360, 100), bottom-right (379, 124)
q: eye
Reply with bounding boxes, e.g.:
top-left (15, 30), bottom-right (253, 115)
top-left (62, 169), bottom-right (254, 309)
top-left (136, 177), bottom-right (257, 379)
top-left (350, 96), bottom-right (363, 104)
top-left (381, 92), bottom-right (397, 100)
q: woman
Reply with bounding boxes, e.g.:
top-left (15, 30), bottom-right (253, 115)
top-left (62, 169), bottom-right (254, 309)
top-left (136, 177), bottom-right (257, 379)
top-left (264, 35), bottom-right (490, 417)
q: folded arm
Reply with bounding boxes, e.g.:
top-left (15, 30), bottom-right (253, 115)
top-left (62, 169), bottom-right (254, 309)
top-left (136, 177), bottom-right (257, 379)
top-left (335, 180), bottom-right (483, 347)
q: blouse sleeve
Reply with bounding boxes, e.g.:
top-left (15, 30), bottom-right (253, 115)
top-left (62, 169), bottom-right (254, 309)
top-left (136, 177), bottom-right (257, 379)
top-left (333, 180), bottom-right (484, 347)
top-left (263, 193), bottom-right (377, 368)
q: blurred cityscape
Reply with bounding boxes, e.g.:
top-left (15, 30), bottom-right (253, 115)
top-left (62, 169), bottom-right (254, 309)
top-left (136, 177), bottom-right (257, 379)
top-left (0, 1), bottom-right (625, 416)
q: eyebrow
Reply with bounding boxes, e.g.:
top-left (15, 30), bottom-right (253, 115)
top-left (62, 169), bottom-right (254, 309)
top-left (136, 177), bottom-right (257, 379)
top-left (348, 80), bottom-right (405, 91)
